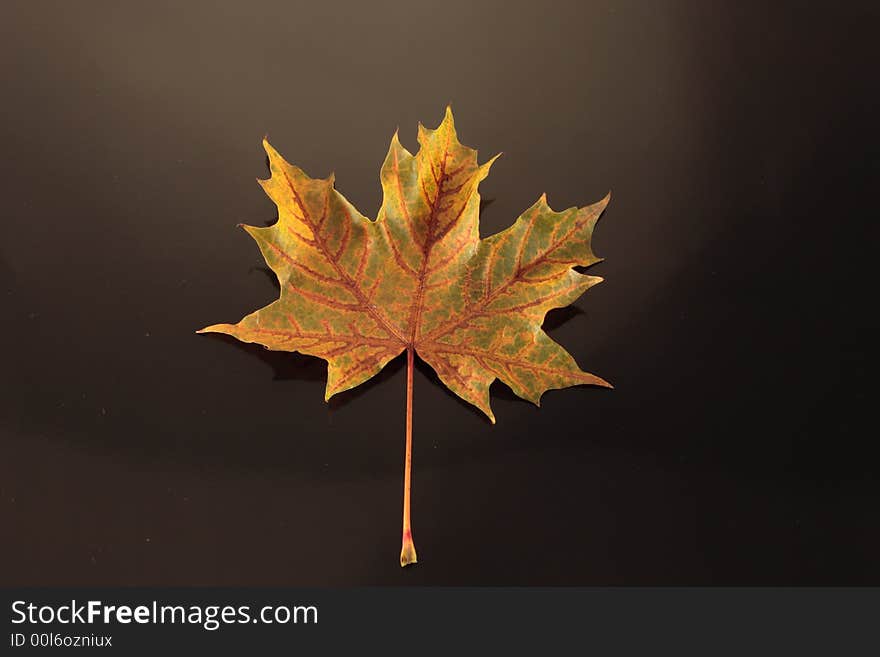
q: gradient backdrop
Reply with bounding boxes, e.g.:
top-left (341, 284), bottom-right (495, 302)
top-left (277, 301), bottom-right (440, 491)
top-left (1, 1), bottom-right (876, 585)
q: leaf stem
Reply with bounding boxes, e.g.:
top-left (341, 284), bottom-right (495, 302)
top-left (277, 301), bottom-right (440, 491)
top-left (400, 347), bottom-right (418, 567)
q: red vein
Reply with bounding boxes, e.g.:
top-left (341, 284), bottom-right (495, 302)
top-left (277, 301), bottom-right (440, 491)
top-left (425, 232), bottom-right (470, 276)
top-left (281, 170), bottom-right (406, 343)
top-left (355, 234), bottom-right (370, 279)
top-left (423, 343), bottom-right (607, 385)
top-left (404, 134), bottom-right (451, 344)
top-left (283, 223), bottom-right (317, 248)
top-left (243, 325), bottom-right (400, 350)
top-left (317, 185), bottom-right (331, 233)
top-left (329, 345), bottom-right (393, 392)
top-left (433, 194), bottom-right (471, 244)
top-left (422, 209), bottom-right (596, 342)
top-left (365, 276), bottom-right (381, 301)
top-left (431, 352), bottom-right (468, 388)
top-left (472, 354), bottom-right (528, 394)
top-left (428, 159), bottom-right (440, 184)
top-left (284, 313), bottom-right (302, 332)
top-left (381, 217), bottom-right (419, 277)
top-left (520, 270), bottom-right (568, 284)
top-left (289, 283), bottom-right (364, 312)
top-left (332, 204), bottom-right (353, 261)
top-left (483, 232), bottom-right (511, 300)
top-left (419, 178), bottom-right (433, 207)
top-left (392, 146), bottom-right (421, 249)
top-left (515, 215), bottom-right (535, 271)
top-left (266, 240), bottom-right (346, 287)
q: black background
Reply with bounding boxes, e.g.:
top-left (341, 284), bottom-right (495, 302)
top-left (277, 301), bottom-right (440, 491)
top-left (2, 1), bottom-right (876, 585)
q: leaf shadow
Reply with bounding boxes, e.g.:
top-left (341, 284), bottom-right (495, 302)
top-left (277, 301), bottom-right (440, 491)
top-left (329, 354), bottom-right (405, 410)
top-left (199, 332), bottom-right (326, 382)
top-left (249, 265), bottom-right (279, 292)
top-left (542, 305), bottom-right (584, 332)
top-left (199, 331), bottom-right (406, 412)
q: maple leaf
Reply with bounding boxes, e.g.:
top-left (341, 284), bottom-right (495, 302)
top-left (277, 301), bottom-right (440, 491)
top-left (198, 107), bottom-right (612, 567)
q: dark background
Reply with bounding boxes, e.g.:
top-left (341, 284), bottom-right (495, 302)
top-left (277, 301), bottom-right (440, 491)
top-left (1, 1), bottom-right (876, 585)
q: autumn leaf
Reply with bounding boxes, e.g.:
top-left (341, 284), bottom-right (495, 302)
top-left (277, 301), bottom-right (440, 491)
top-left (198, 107), bottom-right (612, 567)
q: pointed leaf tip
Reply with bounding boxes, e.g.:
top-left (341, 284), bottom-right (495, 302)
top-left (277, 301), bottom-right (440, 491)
top-left (441, 105), bottom-right (456, 130)
top-left (261, 137), bottom-right (281, 160)
top-left (196, 324), bottom-right (224, 335)
top-left (594, 376), bottom-right (614, 389)
top-left (485, 152), bottom-right (503, 167)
